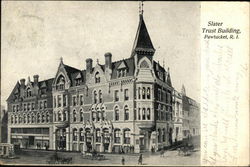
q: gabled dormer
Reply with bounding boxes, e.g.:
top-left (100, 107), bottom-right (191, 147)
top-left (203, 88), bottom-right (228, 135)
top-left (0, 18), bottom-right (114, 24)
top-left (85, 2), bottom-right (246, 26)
top-left (117, 60), bottom-right (128, 78)
top-left (86, 61), bottom-right (106, 85)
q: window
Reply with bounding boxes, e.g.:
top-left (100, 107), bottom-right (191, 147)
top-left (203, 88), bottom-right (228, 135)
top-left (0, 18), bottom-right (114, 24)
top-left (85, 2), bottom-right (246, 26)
top-left (73, 110), bottom-right (77, 122)
top-left (76, 79), bottom-right (81, 86)
top-left (46, 113), bottom-right (50, 122)
top-left (114, 106), bottom-right (119, 121)
top-left (24, 104), bottom-right (26, 111)
top-left (62, 111), bottom-right (66, 121)
top-left (124, 89), bottom-right (129, 101)
top-left (80, 128), bottom-right (84, 141)
top-left (158, 129), bottom-right (161, 143)
top-left (140, 60), bottom-right (149, 68)
top-left (92, 112), bottom-right (96, 122)
top-left (56, 75), bottom-right (65, 90)
top-left (138, 87), bottom-right (141, 99)
top-left (11, 116), bottom-right (14, 124)
top-left (114, 129), bottom-right (121, 143)
top-left (58, 95), bottom-right (62, 107)
top-left (73, 96), bottom-right (77, 106)
top-left (19, 115), bottom-right (22, 124)
top-left (158, 89), bottom-right (161, 101)
top-left (14, 115), bottom-right (18, 124)
top-left (103, 129), bottom-right (110, 143)
top-left (138, 108), bottom-right (141, 120)
top-left (80, 109), bottom-right (84, 122)
top-left (39, 101), bottom-right (43, 110)
top-left (31, 115), bottom-right (35, 123)
top-left (54, 96), bottom-right (56, 107)
top-left (99, 90), bottom-right (103, 103)
top-left (162, 129), bottom-right (166, 142)
top-left (42, 114), bottom-right (45, 123)
top-left (124, 129), bottom-right (130, 144)
top-left (32, 103), bottom-right (35, 110)
top-left (63, 95), bottom-right (67, 107)
top-left (13, 106), bottom-right (16, 112)
top-left (114, 90), bottom-right (119, 102)
top-left (44, 101), bottom-right (47, 109)
top-left (147, 108), bottom-right (151, 120)
top-left (73, 129), bottom-right (77, 141)
top-left (58, 112), bottom-right (62, 121)
top-left (96, 129), bottom-right (101, 142)
top-left (147, 87), bottom-right (151, 99)
top-left (27, 88), bottom-right (32, 97)
top-left (142, 108), bottom-right (146, 120)
top-left (80, 95), bottom-right (84, 105)
top-left (16, 105), bottom-right (19, 112)
top-left (142, 87), bottom-right (146, 99)
top-left (124, 106), bottom-right (129, 120)
top-left (27, 114), bottom-right (31, 123)
top-left (94, 91), bottom-right (97, 104)
top-left (37, 114), bottom-right (40, 123)
top-left (95, 72), bottom-right (100, 83)
top-left (27, 103), bottom-right (30, 111)
top-left (41, 88), bottom-right (46, 94)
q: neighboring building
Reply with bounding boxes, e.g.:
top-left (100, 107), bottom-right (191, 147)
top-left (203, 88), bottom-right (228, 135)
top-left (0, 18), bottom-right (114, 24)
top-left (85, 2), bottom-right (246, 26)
top-left (172, 90), bottom-right (183, 142)
top-left (181, 85), bottom-right (200, 138)
top-left (7, 12), bottom-right (175, 153)
top-left (6, 77), bottom-right (54, 149)
top-left (0, 106), bottom-right (8, 143)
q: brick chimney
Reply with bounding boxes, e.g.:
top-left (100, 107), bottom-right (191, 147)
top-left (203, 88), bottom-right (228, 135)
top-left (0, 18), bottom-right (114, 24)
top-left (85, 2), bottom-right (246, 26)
top-left (104, 52), bottom-right (112, 70)
top-left (33, 75), bottom-right (39, 85)
top-left (86, 58), bottom-right (93, 73)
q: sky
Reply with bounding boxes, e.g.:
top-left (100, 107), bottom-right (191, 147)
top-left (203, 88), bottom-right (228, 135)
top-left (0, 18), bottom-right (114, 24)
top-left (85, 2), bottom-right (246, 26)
top-left (1, 1), bottom-right (200, 107)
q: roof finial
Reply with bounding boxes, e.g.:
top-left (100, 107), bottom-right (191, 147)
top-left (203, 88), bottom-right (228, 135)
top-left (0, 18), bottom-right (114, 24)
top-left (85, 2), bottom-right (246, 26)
top-left (60, 57), bottom-right (63, 64)
top-left (97, 58), bottom-right (99, 64)
top-left (139, 1), bottom-right (144, 16)
top-left (163, 59), bottom-right (165, 68)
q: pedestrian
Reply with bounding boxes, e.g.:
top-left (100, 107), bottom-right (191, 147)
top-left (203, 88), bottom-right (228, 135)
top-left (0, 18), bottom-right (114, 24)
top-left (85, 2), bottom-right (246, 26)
top-left (160, 149), bottom-right (165, 157)
top-left (121, 157), bottom-right (125, 165)
top-left (138, 153), bottom-right (143, 165)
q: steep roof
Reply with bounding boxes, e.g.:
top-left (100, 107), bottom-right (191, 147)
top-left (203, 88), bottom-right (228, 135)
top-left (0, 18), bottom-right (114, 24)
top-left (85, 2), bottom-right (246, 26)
top-left (111, 57), bottom-right (135, 79)
top-left (38, 78), bottom-right (54, 91)
top-left (132, 14), bottom-right (155, 54)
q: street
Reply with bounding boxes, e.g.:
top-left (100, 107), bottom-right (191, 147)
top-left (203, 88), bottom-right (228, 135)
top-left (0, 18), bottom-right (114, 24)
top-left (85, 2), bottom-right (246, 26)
top-left (0, 149), bottom-right (200, 165)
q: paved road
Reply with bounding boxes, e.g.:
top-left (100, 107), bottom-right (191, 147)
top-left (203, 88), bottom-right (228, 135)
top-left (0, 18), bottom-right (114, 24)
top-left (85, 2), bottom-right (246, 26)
top-left (0, 149), bottom-right (200, 165)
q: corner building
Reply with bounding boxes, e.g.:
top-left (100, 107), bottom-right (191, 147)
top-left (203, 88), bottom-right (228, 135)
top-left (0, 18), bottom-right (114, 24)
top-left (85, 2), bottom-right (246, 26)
top-left (7, 13), bottom-right (174, 153)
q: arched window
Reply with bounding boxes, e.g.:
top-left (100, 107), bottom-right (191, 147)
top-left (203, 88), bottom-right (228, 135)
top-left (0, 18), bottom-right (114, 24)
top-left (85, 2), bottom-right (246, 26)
top-left (79, 128), bottom-right (84, 141)
top-left (37, 114), bottom-right (40, 123)
top-left (142, 87), bottom-right (146, 99)
top-left (27, 114), bottom-right (30, 123)
top-left (23, 114), bottom-right (27, 123)
top-left (103, 128), bottom-right (110, 143)
top-left (80, 109), bottom-right (84, 122)
top-left (147, 108), bottom-right (151, 120)
top-left (19, 115), bottom-right (22, 124)
top-left (95, 72), bottom-right (100, 83)
top-left (46, 112), bottom-right (50, 122)
top-left (56, 75), bottom-right (65, 90)
top-left (114, 106), bottom-right (119, 121)
top-left (96, 129), bottom-right (101, 142)
top-left (124, 129), bottom-right (130, 144)
top-left (124, 105), bottom-right (129, 120)
top-left (99, 90), bottom-right (103, 103)
top-left (31, 114), bottom-right (35, 123)
top-left (27, 88), bottom-right (32, 97)
top-left (147, 87), bottom-right (151, 99)
top-left (14, 115), bottom-right (18, 124)
top-left (94, 91), bottom-right (97, 104)
top-left (58, 111), bottom-right (62, 121)
top-left (142, 108), bottom-right (146, 120)
top-left (114, 129), bottom-right (121, 143)
top-left (92, 112), bottom-right (97, 122)
top-left (138, 108), bottom-right (141, 120)
top-left (73, 129), bottom-right (77, 141)
top-left (85, 128), bottom-right (92, 143)
top-left (42, 114), bottom-right (45, 123)
top-left (73, 110), bottom-right (77, 122)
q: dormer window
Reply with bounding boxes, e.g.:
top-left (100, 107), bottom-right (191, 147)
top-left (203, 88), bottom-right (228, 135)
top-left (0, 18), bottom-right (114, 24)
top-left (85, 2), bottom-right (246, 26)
top-left (95, 72), bottom-right (100, 83)
top-left (56, 75), bottom-right (65, 90)
top-left (117, 69), bottom-right (127, 78)
top-left (75, 79), bottom-right (81, 86)
top-left (27, 88), bottom-right (32, 97)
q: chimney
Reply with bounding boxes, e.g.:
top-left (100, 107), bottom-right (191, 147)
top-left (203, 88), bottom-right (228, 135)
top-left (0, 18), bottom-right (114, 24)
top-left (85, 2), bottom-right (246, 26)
top-left (20, 78), bottom-right (25, 88)
top-left (104, 52), bottom-right (112, 69)
top-left (86, 58), bottom-right (93, 73)
top-left (33, 75), bottom-right (39, 85)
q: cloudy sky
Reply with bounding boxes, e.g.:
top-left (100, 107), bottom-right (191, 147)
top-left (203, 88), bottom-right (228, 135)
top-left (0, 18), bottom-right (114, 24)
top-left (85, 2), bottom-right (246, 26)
top-left (1, 1), bottom-right (200, 107)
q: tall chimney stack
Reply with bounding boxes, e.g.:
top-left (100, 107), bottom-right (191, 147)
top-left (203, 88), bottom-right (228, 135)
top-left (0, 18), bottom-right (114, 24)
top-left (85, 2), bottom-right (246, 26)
top-left (20, 79), bottom-right (25, 88)
top-left (104, 52), bottom-right (112, 70)
top-left (33, 75), bottom-right (39, 85)
top-left (86, 58), bottom-right (93, 73)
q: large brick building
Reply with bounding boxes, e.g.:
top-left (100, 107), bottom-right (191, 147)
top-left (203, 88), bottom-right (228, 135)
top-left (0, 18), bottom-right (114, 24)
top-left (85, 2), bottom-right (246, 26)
top-left (6, 10), bottom-right (199, 153)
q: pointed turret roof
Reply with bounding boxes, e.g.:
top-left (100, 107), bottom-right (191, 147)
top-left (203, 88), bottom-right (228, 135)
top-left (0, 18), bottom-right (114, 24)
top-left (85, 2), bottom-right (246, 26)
top-left (132, 14), bottom-right (155, 56)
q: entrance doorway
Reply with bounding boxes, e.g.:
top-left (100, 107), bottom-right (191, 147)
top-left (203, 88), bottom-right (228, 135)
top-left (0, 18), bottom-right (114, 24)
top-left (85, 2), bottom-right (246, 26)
top-left (56, 129), bottom-right (66, 150)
